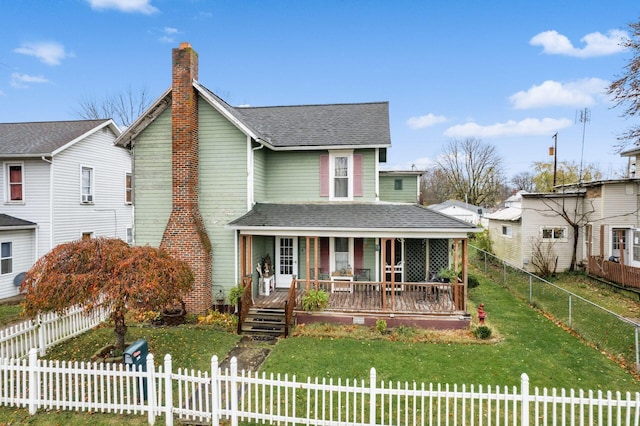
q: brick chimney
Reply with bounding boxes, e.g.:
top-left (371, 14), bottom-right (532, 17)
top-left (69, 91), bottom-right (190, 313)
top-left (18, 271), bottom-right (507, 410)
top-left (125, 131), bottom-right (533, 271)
top-left (160, 42), bottom-right (212, 313)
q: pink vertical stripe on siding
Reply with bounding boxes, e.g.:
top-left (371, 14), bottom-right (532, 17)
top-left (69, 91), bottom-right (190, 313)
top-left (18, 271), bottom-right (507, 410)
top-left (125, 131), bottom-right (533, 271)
top-left (319, 154), bottom-right (329, 196)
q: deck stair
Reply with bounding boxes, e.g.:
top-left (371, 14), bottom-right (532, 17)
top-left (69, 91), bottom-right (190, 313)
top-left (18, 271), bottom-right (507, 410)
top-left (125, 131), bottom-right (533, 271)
top-left (241, 307), bottom-right (287, 337)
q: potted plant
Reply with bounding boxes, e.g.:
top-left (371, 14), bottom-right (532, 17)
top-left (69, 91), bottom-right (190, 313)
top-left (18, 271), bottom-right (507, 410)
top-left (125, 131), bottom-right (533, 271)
top-left (228, 283), bottom-right (244, 312)
top-left (438, 267), bottom-right (461, 283)
top-left (301, 289), bottom-right (329, 312)
top-left (161, 299), bottom-right (186, 326)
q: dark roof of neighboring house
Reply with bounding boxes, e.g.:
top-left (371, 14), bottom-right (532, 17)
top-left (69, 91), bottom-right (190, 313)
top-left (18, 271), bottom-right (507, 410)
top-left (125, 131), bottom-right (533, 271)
top-left (116, 82), bottom-right (391, 150)
top-left (229, 203), bottom-right (478, 232)
top-left (0, 214), bottom-right (36, 229)
top-left (0, 119), bottom-right (116, 156)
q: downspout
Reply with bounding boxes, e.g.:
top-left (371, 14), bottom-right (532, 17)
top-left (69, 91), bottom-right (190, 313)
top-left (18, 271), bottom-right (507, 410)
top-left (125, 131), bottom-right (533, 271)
top-left (238, 140), bottom-right (265, 286)
top-left (41, 156), bottom-right (53, 254)
top-left (375, 148), bottom-right (380, 202)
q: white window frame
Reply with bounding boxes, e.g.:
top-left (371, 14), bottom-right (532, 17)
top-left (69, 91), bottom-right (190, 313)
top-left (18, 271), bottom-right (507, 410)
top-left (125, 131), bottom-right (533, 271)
top-left (81, 166), bottom-right (94, 204)
top-left (126, 227), bottom-right (133, 245)
top-left (0, 242), bottom-right (12, 275)
top-left (330, 237), bottom-right (354, 275)
top-left (501, 225), bottom-right (512, 238)
top-left (5, 162), bottom-right (24, 203)
top-left (329, 150), bottom-right (353, 201)
top-left (541, 226), bottom-right (568, 242)
top-left (125, 172), bottom-right (132, 205)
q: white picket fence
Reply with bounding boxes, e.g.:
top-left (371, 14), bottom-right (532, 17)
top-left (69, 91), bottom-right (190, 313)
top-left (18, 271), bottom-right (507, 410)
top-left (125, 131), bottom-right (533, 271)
top-left (2, 350), bottom-right (640, 426)
top-left (0, 303), bottom-right (109, 359)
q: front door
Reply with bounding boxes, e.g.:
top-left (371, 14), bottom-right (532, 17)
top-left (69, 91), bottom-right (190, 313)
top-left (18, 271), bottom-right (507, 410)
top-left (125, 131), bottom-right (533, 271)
top-left (276, 237), bottom-right (298, 288)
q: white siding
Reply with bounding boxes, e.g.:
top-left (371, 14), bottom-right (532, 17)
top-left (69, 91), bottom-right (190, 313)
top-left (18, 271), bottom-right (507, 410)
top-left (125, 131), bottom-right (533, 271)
top-left (521, 196), bottom-right (583, 273)
top-left (51, 126), bottom-right (132, 247)
top-left (487, 219), bottom-right (522, 267)
top-left (0, 158), bottom-right (52, 257)
top-left (0, 229), bottom-right (35, 299)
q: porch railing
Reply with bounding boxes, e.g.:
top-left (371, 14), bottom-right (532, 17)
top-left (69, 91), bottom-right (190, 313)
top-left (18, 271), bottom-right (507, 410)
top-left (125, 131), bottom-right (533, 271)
top-left (284, 278), bottom-right (298, 337)
top-left (237, 275), bottom-right (253, 334)
top-left (299, 279), bottom-right (463, 314)
top-left (588, 256), bottom-right (640, 289)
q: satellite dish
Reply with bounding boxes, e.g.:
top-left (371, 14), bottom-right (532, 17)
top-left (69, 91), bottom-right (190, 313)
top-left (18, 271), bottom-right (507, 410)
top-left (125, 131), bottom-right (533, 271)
top-left (13, 272), bottom-right (26, 287)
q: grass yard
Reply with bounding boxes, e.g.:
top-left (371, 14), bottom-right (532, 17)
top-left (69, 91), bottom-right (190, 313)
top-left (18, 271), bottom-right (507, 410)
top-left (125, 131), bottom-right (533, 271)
top-left (262, 271), bottom-right (640, 392)
top-left (0, 270), bottom-right (639, 423)
top-left (0, 302), bottom-right (25, 327)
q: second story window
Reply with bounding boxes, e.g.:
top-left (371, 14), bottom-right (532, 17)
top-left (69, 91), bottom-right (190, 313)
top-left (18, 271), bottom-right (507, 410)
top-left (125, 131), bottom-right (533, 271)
top-left (81, 166), bottom-right (94, 204)
top-left (333, 155), bottom-right (349, 198)
top-left (6, 163), bottom-right (23, 202)
top-left (125, 172), bottom-right (132, 204)
top-left (320, 151), bottom-right (363, 200)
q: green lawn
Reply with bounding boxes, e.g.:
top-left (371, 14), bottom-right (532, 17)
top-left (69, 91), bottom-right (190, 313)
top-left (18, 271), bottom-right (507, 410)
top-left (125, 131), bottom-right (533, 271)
top-left (0, 271), bottom-right (639, 424)
top-left (263, 271), bottom-right (640, 392)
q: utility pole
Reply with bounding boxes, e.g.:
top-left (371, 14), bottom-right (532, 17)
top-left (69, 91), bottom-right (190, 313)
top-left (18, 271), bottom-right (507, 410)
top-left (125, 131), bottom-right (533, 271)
top-left (550, 132), bottom-right (558, 190)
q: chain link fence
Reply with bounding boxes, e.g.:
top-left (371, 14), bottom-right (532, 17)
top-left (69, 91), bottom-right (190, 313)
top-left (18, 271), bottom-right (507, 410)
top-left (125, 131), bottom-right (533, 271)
top-left (470, 245), bottom-right (640, 373)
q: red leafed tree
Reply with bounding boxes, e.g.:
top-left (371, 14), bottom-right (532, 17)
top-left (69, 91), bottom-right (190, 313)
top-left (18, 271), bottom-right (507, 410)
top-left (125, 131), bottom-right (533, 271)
top-left (21, 238), bottom-right (194, 350)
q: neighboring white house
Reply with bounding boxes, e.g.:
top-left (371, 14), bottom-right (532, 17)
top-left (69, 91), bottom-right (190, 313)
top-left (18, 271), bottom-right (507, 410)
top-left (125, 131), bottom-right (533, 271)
top-left (486, 180), bottom-right (640, 274)
top-left (0, 119), bottom-right (132, 299)
top-left (428, 199), bottom-right (484, 225)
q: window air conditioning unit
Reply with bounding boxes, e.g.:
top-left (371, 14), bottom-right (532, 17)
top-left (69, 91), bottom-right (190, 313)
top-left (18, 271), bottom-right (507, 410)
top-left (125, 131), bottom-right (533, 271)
top-left (82, 194), bottom-right (93, 203)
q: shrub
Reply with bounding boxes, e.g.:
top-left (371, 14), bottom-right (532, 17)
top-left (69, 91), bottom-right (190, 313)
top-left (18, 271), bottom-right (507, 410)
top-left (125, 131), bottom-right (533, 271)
top-left (197, 310), bottom-right (238, 332)
top-left (301, 289), bottom-right (329, 311)
top-left (376, 319), bottom-right (387, 334)
top-left (228, 284), bottom-right (244, 306)
top-left (470, 228), bottom-right (493, 254)
top-left (468, 274), bottom-right (480, 289)
top-left (473, 325), bottom-right (492, 339)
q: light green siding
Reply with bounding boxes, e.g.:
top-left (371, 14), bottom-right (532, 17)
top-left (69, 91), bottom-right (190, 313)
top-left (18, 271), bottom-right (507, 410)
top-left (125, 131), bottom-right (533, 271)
top-left (253, 146), bottom-right (267, 203)
top-left (264, 149), bottom-right (377, 202)
top-left (198, 98), bottom-right (249, 289)
top-left (133, 108), bottom-right (172, 247)
top-left (379, 175), bottom-right (418, 203)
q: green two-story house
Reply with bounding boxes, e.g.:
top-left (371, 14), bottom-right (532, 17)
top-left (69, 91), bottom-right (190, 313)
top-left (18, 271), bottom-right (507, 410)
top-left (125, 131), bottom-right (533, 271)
top-left (116, 43), bottom-right (477, 328)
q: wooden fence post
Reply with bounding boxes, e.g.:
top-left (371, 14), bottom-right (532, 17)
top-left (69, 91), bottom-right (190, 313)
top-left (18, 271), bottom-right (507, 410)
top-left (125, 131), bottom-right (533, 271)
top-left (211, 355), bottom-right (219, 426)
top-left (164, 354), bottom-right (173, 426)
top-left (146, 353), bottom-right (156, 425)
top-left (28, 348), bottom-right (38, 415)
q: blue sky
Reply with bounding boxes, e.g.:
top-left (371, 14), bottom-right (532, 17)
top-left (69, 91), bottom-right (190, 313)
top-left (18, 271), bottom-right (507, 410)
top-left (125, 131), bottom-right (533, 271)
top-left (1, 0), bottom-right (639, 180)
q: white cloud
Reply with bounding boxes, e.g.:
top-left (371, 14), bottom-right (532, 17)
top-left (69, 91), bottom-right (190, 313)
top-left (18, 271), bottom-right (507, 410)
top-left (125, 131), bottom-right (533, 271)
top-left (530, 29), bottom-right (628, 58)
top-left (86, 0), bottom-right (158, 14)
top-left (159, 27), bottom-right (180, 43)
top-left (13, 42), bottom-right (72, 66)
top-left (406, 113), bottom-right (448, 129)
top-left (444, 117), bottom-right (572, 138)
top-left (11, 73), bottom-right (49, 89)
top-left (509, 78), bottom-right (609, 109)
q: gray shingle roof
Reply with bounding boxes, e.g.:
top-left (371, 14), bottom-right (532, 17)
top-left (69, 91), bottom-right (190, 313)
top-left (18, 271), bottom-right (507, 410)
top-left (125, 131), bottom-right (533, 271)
top-left (196, 83), bottom-right (391, 149)
top-left (0, 119), bottom-right (111, 155)
top-left (235, 103), bottom-right (391, 148)
top-left (229, 203), bottom-right (477, 230)
top-left (0, 214), bottom-right (36, 228)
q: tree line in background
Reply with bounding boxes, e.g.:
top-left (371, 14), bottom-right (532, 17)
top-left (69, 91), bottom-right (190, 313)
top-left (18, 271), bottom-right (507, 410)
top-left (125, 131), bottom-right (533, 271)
top-left (421, 137), bottom-right (616, 208)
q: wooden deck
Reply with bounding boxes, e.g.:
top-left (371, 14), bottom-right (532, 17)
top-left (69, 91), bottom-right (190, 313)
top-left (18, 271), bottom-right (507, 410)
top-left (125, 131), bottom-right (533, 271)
top-left (254, 281), bottom-right (458, 314)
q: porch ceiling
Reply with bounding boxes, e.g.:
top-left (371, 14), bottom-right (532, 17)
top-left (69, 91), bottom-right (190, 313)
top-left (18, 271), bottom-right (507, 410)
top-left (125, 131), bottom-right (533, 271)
top-left (229, 203), bottom-right (479, 238)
